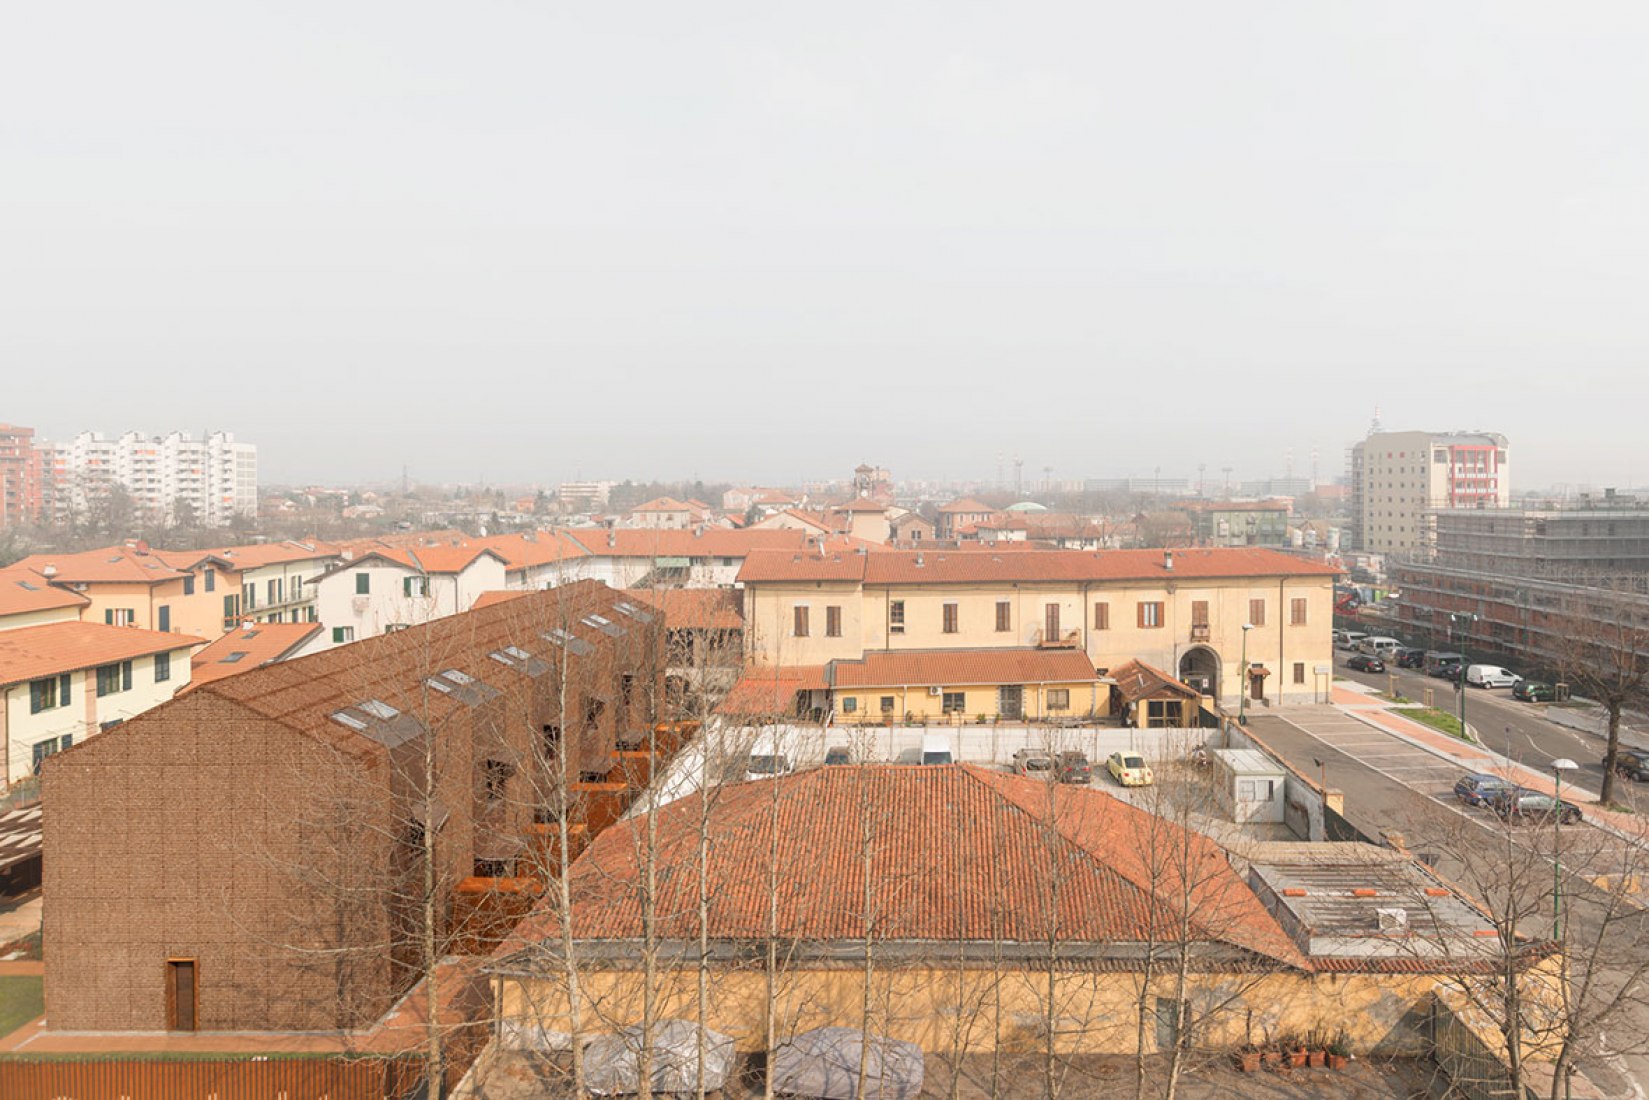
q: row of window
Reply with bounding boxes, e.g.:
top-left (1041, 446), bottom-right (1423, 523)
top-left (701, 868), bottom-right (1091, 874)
top-left (792, 598), bottom-right (1310, 637)
top-left (244, 575), bottom-right (305, 610)
top-left (352, 573), bottom-right (431, 597)
top-left (837, 688), bottom-right (1077, 715)
top-left (28, 657), bottom-right (163, 714)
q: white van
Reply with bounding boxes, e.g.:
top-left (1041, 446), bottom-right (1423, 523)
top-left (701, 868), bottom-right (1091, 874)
top-left (1465, 664), bottom-right (1519, 689)
top-left (1359, 636), bottom-right (1401, 658)
top-left (1334, 630), bottom-right (1368, 651)
top-left (920, 733), bottom-right (953, 766)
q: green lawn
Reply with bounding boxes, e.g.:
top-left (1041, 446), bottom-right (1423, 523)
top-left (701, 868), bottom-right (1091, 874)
top-left (1403, 706), bottom-right (1467, 739)
top-left (0, 975), bottom-right (43, 1040)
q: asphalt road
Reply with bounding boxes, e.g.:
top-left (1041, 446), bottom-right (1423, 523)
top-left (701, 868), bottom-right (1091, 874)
top-left (1251, 651), bottom-right (1649, 1095)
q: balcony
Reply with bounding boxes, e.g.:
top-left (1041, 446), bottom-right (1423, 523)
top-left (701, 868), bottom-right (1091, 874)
top-left (1189, 624), bottom-right (1211, 643)
top-left (1033, 628), bottom-right (1081, 648)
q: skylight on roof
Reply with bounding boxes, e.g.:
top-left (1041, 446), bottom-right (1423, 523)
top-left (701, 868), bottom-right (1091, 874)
top-left (504, 645), bottom-right (530, 660)
top-left (331, 710), bottom-right (368, 731)
top-left (220, 652), bottom-right (248, 664)
top-left (442, 669), bottom-right (475, 685)
top-left (358, 699), bottom-right (400, 720)
top-left (544, 628), bottom-right (573, 646)
top-left (581, 614), bottom-right (611, 627)
top-left (613, 601), bottom-right (654, 622)
top-left (425, 676), bottom-right (454, 694)
top-left (15, 580), bottom-right (38, 591)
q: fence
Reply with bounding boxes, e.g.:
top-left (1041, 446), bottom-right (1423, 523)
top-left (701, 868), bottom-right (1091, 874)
top-left (0, 1054), bottom-right (428, 1100)
top-left (1425, 996), bottom-right (1536, 1100)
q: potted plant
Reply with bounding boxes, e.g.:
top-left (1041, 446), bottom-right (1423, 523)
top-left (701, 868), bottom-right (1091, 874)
top-left (1326, 1031), bottom-right (1350, 1070)
top-left (1286, 1038), bottom-right (1309, 1068)
top-left (1234, 1047), bottom-right (1261, 1073)
top-left (1306, 1028), bottom-right (1328, 1068)
top-left (1261, 1048), bottom-right (1283, 1069)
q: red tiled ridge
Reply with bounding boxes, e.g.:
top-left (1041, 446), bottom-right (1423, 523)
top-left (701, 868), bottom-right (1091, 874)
top-left (0, 621), bottom-right (206, 686)
top-left (738, 547), bottom-right (1342, 586)
top-left (185, 622), bottom-right (324, 690)
top-left (495, 764), bottom-right (1308, 971)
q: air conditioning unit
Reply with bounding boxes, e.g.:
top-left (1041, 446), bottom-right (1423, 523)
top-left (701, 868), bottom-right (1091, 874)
top-left (928, 686), bottom-right (943, 696)
top-left (1376, 907), bottom-right (1408, 932)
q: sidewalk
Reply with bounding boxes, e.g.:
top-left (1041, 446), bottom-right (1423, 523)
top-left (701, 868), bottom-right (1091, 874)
top-left (1328, 681), bottom-right (1649, 845)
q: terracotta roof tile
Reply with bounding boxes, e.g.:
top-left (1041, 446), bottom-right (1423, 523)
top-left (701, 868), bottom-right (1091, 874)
top-left (830, 647), bottom-right (1096, 688)
top-left (496, 765), bottom-right (1306, 970)
top-left (185, 623), bottom-right (324, 690)
top-left (715, 666), bottom-right (828, 717)
top-left (567, 528), bottom-right (826, 560)
top-left (0, 622), bottom-right (206, 687)
top-left (938, 497), bottom-right (997, 514)
top-left (630, 588), bottom-right (743, 631)
top-left (11, 545), bottom-right (189, 585)
top-left (738, 547), bottom-right (1341, 586)
top-left (0, 568), bottom-right (90, 619)
top-left (1108, 659), bottom-right (1202, 704)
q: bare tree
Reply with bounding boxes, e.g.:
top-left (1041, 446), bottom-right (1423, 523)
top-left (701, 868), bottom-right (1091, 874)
top-left (1552, 576), bottom-right (1649, 806)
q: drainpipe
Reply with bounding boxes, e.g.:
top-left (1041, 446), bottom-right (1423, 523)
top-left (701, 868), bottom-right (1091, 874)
top-left (1279, 577), bottom-right (1287, 705)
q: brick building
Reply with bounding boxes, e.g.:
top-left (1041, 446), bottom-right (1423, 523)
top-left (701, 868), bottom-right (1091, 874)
top-left (42, 579), bottom-right (664, 1032)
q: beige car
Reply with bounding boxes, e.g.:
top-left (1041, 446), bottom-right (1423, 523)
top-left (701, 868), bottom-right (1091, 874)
top-left (1106, 751), bottom-right (1154, 787)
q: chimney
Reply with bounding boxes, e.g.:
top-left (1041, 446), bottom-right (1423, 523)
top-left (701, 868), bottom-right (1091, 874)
top-left (42, 564), bottom-right (57, 578)
top-left (915, 553), bottom-right (925, 568)
top-left (1163, 549), bottom-right (1174, 571)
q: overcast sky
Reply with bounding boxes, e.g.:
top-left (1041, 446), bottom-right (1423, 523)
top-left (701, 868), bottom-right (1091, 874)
top-left (3, 2), bottom-right (1646, 490)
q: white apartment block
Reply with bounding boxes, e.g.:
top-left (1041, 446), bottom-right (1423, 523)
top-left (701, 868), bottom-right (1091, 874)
top-left (56, 430), bottom-right (258, 526)
top-left (1350, 430), bottom-right (1510, 557)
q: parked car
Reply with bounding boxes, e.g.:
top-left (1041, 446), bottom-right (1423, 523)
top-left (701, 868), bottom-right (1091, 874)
top-left (1488, 788), bottom-right (1583, 825)
top-left (1424, 651), bottom-right (1465, 676)
top-left (920, 734), bottom-right (953, 766)
top-left (1611, 751), bottom-right (1649, 782)
top-left (1511, 680), bottom-right (1556, 703)
top-left (1394, 647), bottom-right (1427, 669)
top-left (1107, 751), bottom-right (1154, 787)
top-left (1055, 751), bottom-right (1093, 784)
top-left (1465, 664), bottom-right (1520, 689)
top-left (747, 753), bottom-right (794, 781)
top-left (823, 746), bottom-right (852, 766)
top-left (1430, 661), bottom-right (1464, 683)
top-left (1334, 630), bottom-right (1369, 651)
top-left (1346, 653), bottom-right (1387, 673)
top-left (1358, 636), bottom-right (1401, 658)
top-left (1012, 748), bottom-right (1056, 778)
top-left (1453, 773), bottom-right (1515, 807)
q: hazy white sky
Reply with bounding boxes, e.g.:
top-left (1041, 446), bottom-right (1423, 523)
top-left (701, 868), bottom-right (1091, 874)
top-left (3, 2), bottom-right (1646, 488)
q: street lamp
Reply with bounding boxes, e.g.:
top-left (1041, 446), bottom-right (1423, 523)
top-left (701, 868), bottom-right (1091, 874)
top-left (1238, 622), bottom-right (1256, 725)
top-left (1450, 612), bottom-right (1479, 736)
top-left (1552, 757), bottom-right (1578, 925)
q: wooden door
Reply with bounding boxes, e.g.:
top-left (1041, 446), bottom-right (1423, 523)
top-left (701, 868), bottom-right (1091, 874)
top-left (166, 959), bottom-right (197, 1031)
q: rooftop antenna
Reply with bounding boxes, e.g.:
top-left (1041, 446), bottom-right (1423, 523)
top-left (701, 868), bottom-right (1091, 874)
top-left (1370, 405), bottom-right (1383, 435)
top-left (1222, 466), bottom-right (1233, 498)
top-left (1043, 465), bottom-right (1053, 493)
top-left (1198, 463), bottom-right (1206, 497)
top-left (1013, 455), bottom-right (1024, 497)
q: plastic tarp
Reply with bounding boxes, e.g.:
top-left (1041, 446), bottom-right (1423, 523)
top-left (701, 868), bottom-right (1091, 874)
top-left (770, 1027), bottom-right (925, 1099)
top-left (584, 1019), bottom-right (736, 1096)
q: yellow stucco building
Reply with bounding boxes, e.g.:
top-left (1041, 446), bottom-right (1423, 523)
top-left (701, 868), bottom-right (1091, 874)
top-left (737, 547), bottom-right (1340, 711)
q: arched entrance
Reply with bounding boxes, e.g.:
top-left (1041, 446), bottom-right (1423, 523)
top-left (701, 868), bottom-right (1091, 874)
top-left (1178, 647), bottom-right (1220, 699)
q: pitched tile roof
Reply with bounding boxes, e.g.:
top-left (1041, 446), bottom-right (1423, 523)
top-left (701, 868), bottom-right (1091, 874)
top-left (630, 588), bottom-right (744, 632)
top-left (715, 666), bottom-right (829, 717)
top-left (567, 528), bottom-right (827, 560)
top-left (631, 496), bottom-right (695, 513)
top-left (1108, 659), bottom-right (1202, 704)
top-left (0, 622), bottom-right (207, 687)
top-left (829, 647), bottom-right (1097, 689)
top-left (495, 765), bottom-right (1306, 970)
top-left (472, 531), bottom-right (591, 570)
top-left (314, 545), bottom-right (507, 580)
top-left (0, 568), bottom-right (90, 619)
top-left (185, 622), bottom-right (325, 690)
top-left (738, 547), bottom-right (1341, 586)
top-left (11, 545), bottom-right (190, 585)
top-left (471, 590), bottom-right (531, 611)
top-left (938, 497), bottom-right (997, 514)
top-left (195, 580), bottom-right (636, 753)
top-left (169, 540), bottom-right (339, 571)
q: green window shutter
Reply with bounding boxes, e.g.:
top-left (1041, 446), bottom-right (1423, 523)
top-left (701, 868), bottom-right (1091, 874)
top-left (356, 573), bottom-right (371, 595)
top-left (60, 673), bottom-right (72, 705)
top-left (122, 661), bottom-right (133, 691)
top-left (403, 576), bottom-right (413, 597)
